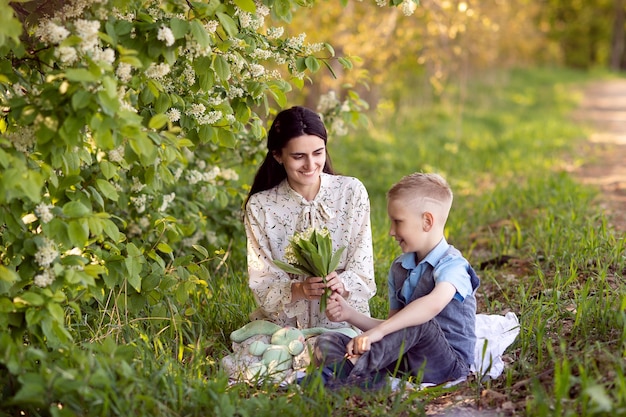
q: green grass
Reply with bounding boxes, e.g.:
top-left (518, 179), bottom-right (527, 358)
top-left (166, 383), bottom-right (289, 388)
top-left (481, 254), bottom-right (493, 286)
top-left (7, 66), bottom-right (623, 416)
top-left (182, 67), bottom-right (625, 416)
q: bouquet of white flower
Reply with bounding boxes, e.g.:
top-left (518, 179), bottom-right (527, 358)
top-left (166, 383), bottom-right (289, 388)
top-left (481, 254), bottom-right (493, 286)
top-left (274, 227), bottom-right (346, 312)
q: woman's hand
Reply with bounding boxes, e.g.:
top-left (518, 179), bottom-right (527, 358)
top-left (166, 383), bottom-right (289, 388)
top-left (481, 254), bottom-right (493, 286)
top-left (293, 276), bottom-right (326, 301)
top-left (325, 292), bottom-right (354, 322)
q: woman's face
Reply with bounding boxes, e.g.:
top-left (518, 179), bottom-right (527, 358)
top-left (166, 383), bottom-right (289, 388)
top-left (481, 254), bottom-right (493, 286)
top-left (273, 134), bottom-right (326, 199)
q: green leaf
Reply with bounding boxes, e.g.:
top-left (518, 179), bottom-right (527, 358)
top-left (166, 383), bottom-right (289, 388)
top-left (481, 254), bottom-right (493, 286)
top-left (65, 68), bottom-right (98, 82)
top-left (96, 178), bottom-right (119, 201)
top-left (189, 20), bottom-right (211, 48)
top-left (233, 0), bottom-right (256, 13)
top-left (217, 12), bottom-right (239, 38)
top-left (305, 56), bottom-right (321, 73)
top-left (328, 246), bottom-right (346, 273)
top-left (157, 242), bottom-right (173, 254)
top-left (170, 18), bottom-right (189, 39)
top-left (149, 113), bottom-right (169, 130)
top-left (273, 259), bottom-right (310, 276)
top-left (63, 201), bottom-right (91, 218)
top-left (213, 55), bottom-right (231, 82)
top-left (17, 291), bottom-right (45, 306)
top-left (68, 219), bottom-right (89, 247)
top-left (0, 265), bottom-right (19, 284)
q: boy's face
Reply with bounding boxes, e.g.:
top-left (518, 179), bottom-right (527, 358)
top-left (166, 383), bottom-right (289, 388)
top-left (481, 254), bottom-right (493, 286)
top-left (387, 197), bottom-right (428, 255)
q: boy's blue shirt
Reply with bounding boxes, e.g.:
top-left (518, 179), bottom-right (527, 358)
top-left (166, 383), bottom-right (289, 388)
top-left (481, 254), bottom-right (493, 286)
top-left (388, 238), bottom-right (473, 310)
top-left (386, 237), bottom-right (480, 365)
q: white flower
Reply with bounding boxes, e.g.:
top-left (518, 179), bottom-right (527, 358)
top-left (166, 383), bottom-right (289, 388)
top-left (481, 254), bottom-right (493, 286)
top-left (249, 64), bottom-right (265, 78)
top-left (108, 145), bottom-right (125, 162)
top-left (55, 46), bottom-right (78, 65)
top-left (401, 0), bottom-right (417, 16)
top-left (159, 192), bottom-right (176, 212)
top-left (35, 203), bottom-right (54, 224)
top-left (34, 269), bottom-right (55, 288)
top-left (131, 177), bottom-right (146, 193)
top-left (221, 168), bottom-right (239, 181)
top-left (145, 62), bottom-right (171, 79)
top-left (204, 21), bottom-right (219, 34)
top-left (35, 20), bottom-right (70, 44)
top-left (157, 26), bottom-right (175, 47)
top-left (34, 238), bottom-right (59, 267)
top-left (266, 27), bottom-right (284, 40)
top-left (139, 216), bottom-right (150, 229)
top-left (116, 62), bottom-right (133, 83)
top-left (167, 108), bottom-right (181, 122)
top-left (186, 103), bottom-right (206, 117)
top-left (196, 111), bottom-right (221, 125)
top-left (317, 91), bottom-right (340, 113)
top-left (286, 33), bottom-right (306, 49)
top-left (92, 47), bottom-right (116, 65)
top-left (130, 195), bottom-right (147, 213)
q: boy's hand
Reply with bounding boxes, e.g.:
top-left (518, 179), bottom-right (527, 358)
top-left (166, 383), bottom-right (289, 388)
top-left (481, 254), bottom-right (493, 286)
top-left (346, 328), bottom-right (383, 356)
top-left (325, 292), bottom-right (354, 322)
top-left (324, 271), bottom-right (347, 297)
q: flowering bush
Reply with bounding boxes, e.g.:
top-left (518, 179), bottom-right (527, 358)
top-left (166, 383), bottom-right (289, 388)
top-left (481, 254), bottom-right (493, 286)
top-left (274, 227), bottom-right (345, 311)
top-left (0, 0), bottom-right (416, 412)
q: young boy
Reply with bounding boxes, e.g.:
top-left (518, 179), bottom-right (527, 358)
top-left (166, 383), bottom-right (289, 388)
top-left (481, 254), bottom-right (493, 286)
top-left (313, 172), bottom-right (480, 388)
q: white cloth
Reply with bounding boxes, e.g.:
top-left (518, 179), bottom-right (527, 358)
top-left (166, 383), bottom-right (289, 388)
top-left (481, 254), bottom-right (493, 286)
top-left (471, 312), bottom-right (520, 380)
top-left (245, 173), bottom-right (376, 329)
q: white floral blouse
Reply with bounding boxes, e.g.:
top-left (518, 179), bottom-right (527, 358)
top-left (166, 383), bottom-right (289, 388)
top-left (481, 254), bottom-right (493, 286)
top-left (245, 173), bottom-right (376, 330)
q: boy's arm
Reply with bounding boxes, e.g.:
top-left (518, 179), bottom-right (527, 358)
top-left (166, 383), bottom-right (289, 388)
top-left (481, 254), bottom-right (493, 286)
top-left (325, 293), bottom-right (383, 331)
top-left (347, 282), bottom-right (457, 355)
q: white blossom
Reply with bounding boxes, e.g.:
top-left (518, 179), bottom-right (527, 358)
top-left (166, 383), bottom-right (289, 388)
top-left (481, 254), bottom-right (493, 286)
top-left (108, 145), bottom-right (125, 162)
top-left (131, 177), bottom-right (146, 193)
top-left (317, 91), bottom-right (340, 113)
top-left (116, 62), bottom-right (133, 83)
top-left (266, 27), bottom-right (284, 40)
top-left (286, 33), bottom-right (306, 49)
top-left (401, 0), bottom-right (417, 16)
top-left (145, 62), bottom-right (171, 79)
top-left (249, 64), bottom-right (265, 78)
top-left (35, 20), bottom-right (70, 44)
top-left (221, 168), bottom-right (239, 181)
top-left (34, 238), bottom-right (59, 267)
top-left (55, 46), bottom-right (78, 65)
top-left (159, 192), bottom-right (176, 212)
top-left (34, 269), bottom-right (55, 288)
top-left (204, 21), bottom-right (219, 34)
top-left (35, 203), bottom-right (54, 224)
top-left (167, 108), bottom-right (181, 122)
top-left (157, 26), bottom-right (175, 46)
top-left (92, 47), bottom-right (116, 65)
top-left (130, 195), bottom-right (147, 213)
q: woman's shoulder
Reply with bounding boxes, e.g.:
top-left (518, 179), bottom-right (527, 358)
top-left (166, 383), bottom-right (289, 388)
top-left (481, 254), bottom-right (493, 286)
top-left (246, 181), bottom-right (286, 208)
top-left (324, 173), bottom-right (367, 192)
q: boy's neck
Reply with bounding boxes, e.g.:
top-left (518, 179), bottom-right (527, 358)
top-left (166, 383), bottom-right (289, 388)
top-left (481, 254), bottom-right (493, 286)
top-left (414, 236), bottom-right (445, 263)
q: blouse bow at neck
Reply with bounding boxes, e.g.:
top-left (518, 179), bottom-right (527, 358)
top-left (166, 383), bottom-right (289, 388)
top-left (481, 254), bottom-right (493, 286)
top-left (296, 199), bottom-right (335, 231)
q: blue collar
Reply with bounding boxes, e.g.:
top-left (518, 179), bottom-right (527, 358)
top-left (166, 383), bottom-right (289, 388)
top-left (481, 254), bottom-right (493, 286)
top-left (399, 238), bottom-right (449, 270)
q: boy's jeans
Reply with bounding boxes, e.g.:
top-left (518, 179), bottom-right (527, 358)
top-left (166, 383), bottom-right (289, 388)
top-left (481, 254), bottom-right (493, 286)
top-left (314, 319), bottom-right (469, 386)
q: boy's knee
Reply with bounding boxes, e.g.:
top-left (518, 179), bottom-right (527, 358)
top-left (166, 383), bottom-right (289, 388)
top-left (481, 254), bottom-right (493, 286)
top-left (313, 332), bottom-right (347, 365)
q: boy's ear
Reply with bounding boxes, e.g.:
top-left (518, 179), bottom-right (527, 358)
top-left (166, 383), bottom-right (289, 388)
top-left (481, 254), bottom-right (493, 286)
top-left (422, 211), bottom-right (434, 231)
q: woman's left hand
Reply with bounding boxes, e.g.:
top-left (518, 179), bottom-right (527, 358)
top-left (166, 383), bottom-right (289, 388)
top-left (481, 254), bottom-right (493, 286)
top-left (325, 271), bottom-right (347, 297)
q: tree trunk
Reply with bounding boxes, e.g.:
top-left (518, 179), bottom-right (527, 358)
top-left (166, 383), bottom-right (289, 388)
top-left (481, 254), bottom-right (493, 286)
top-left (610, 0), bottom-right (625, 70)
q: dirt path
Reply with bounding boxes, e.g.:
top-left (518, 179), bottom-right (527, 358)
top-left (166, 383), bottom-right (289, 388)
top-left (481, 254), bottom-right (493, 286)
top-left (571, 79), bottom-right (626, 232)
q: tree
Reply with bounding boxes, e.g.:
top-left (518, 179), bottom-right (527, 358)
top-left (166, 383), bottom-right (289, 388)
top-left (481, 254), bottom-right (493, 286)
top-left (0, 0), bottom-right (414, 411)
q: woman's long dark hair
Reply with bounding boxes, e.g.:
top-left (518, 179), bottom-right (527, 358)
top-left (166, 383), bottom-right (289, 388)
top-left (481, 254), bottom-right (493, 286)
top-left (245, 106), bottom-right (335, 206)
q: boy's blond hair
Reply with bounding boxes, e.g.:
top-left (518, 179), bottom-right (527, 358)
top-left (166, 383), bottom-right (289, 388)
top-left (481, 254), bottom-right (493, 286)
top-left (387, 172), bottom-right (453, 223)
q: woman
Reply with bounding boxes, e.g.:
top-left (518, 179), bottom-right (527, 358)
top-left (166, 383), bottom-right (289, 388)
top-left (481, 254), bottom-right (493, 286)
top-left (244, 106), bottom-right (376, 331)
